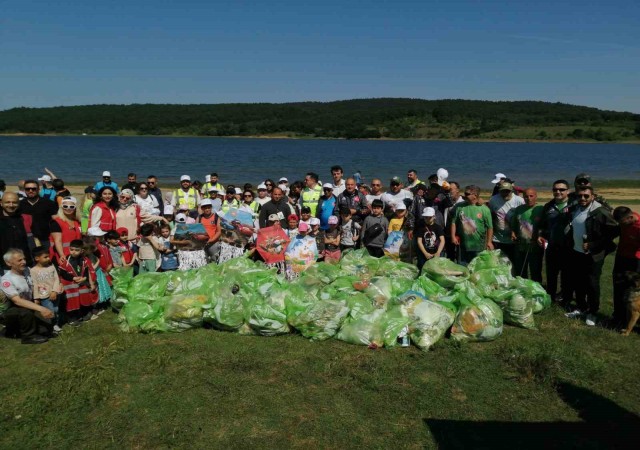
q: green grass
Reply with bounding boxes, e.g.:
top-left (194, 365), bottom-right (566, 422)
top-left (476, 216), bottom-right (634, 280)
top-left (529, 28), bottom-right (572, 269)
top-left (2, 256), bottom-right (639, 449)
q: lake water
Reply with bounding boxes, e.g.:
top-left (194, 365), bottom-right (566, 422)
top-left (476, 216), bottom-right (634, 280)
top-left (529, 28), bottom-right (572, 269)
top-left (1, 136), bottom-right (638, 189)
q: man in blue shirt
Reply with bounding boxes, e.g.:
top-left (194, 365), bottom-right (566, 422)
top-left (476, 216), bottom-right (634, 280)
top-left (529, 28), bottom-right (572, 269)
top-left (94, 171), bottom-right (119, 194)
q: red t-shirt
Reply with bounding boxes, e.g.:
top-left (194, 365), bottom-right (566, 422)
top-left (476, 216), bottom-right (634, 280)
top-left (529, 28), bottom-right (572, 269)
top-left (618, 212), bottom-right (640, 259)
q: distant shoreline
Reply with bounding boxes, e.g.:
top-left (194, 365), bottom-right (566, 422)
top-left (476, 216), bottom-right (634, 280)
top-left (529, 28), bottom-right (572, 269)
top-left (1, 132), bottom-right (639, 145)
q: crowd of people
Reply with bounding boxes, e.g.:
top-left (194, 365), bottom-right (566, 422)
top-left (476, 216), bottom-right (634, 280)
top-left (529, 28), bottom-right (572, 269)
top-left (1, 166), bottom-right (639, 344)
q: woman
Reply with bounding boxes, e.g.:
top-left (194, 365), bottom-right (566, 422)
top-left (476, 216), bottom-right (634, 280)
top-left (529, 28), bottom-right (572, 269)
top-left (80, 187), bottom-right (95, 234)
top-left (49, 196), bottom-right (82, 263)
top-left (240, 190), bottom-right (260, 218)
top-left (115, 189), bottom-right (141, 241)
top-left (264, 179), bottom-right (276, 195)
top-left (135, 182), bottom-right (165, 223)
top-left (90, 186), bottom-right (118, 232)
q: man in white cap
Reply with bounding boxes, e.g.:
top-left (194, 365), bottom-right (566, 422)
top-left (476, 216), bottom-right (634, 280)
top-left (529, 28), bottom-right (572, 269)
top-left (256, 183), bottom-right (271, 206)
top-left (201, 172), bottom-right (224, 195)
top-left (491, 173), bottom-right (507, 196)
top-left (197, 199), bottom-right (221, 262)
top-left (172, 175), bottom-right (200, 218)
top-left (488, 180), bottom-right (524, 266)
top-left (38, 174), bottom-right (56, 201)
top-left (278, 177), bottom-right (290, 196)
top-left (94, 171), bottom-right (119, 194)
top-left (206, 186), bottom-right (222, 212)
top-left (317, 183), bottom-right (337, 230)
top-left (417, 207), bottom-right (445, 271)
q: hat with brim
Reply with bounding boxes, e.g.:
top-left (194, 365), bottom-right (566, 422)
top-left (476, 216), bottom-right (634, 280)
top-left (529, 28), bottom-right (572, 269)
top-left (492, 173), bottom-right (506, 184)
top-left (422, 207), bottom-right (436, 217)
top-left (88, 226), bottom-right (107, 237)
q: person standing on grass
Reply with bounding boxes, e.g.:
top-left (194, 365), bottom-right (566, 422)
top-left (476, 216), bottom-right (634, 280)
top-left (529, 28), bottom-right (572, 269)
top-left (382, 177), bottom-right (413, 219)
top-left (564, 186), bottom-right (619, 327)
top-left (89, 187), bottom-right (118, 233)
top-left (330, 165), bottom-right (346, 197)
top-left (417, 207), bottom-right (445, 272)
top-left (451, 185), bottom-right (493, 265)
top-left (316, 183), bottom-right (337, 231)
top-left (146, 175), bottom-right (164, 216)
top-left (366, 178), bottom-right (385, 206)
top-left (0, 192), bottom-right (33, 273)
top-left (172, 175), bottom-right (200, 218)
top-left (361, 199), bottom-right (389, 258)
top-left (538, 180), bottom-right (572, 305)
top-left (510, 188), bottom-right (544, 282)
top-left (567, 173), bottom-right (612, 211)
top-left (121, 173), bottom-right (139, 193)
top-left (611, 206), bottom-right (640, 329)
top-left (488, 180), bottom-right (524, 267)
top-left (300, 172), bottom-right (322, 217)
top-left (406, 169), bottom-right (422, 190)
top-left (444, 181), bottom-right (464, 261)
top-left (94, 171), bottom-right (119, 194)
top-left (19, 180), bottom-right (58, 252)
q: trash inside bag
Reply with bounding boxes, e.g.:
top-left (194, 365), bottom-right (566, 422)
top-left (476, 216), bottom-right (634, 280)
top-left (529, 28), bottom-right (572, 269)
top-left (164, 294), bottom-right (208, 332)
top-left (467, 249), bottom-right (513, 273)
top-left (422, 258), bottom-right (469, 288)
top-left (396, 291), bottom-right (455, 351)
top-left (288, 299), bottom-right (350, 341)
top-left (450, 283), bottom-right (503, 341)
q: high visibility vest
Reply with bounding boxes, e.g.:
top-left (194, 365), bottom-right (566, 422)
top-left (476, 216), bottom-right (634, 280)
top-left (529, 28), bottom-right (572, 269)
top-left (201, 182), bottom-right (224, 195)
top-left (220, 199), bottom-right (240, 213)
top-left (301, 186), bottom-right (322, 216)
top-left (174, 188), bottom-right (199, 210)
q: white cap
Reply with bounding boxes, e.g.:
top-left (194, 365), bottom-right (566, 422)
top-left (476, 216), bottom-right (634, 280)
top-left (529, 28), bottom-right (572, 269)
top-left (178, 203), bottom-right (189, 211)
top-left (102, 171), bottom-right (111, 177)
top-left (61, 196), bottom-right (77, 205)
top-left (257, 183), bottom-right (267, 190)
top-left (208, 186), bottom-right (220, 192)
top-left (200, 199), bottom-right (213, 207)
top-left (205, 175), bottom-right (211, 182)
top-left (437, 168), bottom-right (449, 186)
top-left (422, 207), bottom-right (436, 217)
top-left (395, 202), bottom-right (407, 211)
top-left (164, 205), bottom-right (174, 215)
top-left (88, 226), bottom-right (107, 237)
top-left (175, 213), bottom-right (187, 223)
top-left (180, 175), bottom-right (191, 182)
top-left (279, 177), bottom-right (288, 182)
top-left (38, 175), bottom-right (52, 182)
top-left (322, 183), bottom-right (333, 189)
top-left (491, 173), bottom-right (506, 184)
top-left (309, 217), bottom-right (320, 226)
top-left (234, 187), bottom-right (242, 194)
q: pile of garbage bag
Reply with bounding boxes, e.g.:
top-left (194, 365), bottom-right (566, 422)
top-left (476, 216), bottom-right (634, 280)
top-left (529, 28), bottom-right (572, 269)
top-left (115, 249), bottom-right (551, 350)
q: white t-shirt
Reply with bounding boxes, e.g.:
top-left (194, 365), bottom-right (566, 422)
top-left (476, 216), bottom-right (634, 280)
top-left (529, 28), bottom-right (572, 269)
top-left (366, 193), bottom-right (383, 207)
top-left (572, 207), bottom-right (589, 253)
top-left (135, 194), bottom-right (160, 216)
top-left (256, 196), bottom-right (271, 206)
top-left (488, 194), bottom-right (525, 244)
top-left (332, 180), bottom-right (346, 197)
top-left (381, 190), bottom-right (413, 210)
top-left (1, 269), bottom-right (33, 304)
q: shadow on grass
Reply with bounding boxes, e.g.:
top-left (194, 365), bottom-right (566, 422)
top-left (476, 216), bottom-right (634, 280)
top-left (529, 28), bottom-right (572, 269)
top-left (424, 381), bottom-right (639, 449)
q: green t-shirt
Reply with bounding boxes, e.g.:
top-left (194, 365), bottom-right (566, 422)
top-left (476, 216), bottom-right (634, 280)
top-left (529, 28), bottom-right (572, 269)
top-left (511, 204), bottom-right (544, 250)
top-left (454, 204), bottom-right (492, 252)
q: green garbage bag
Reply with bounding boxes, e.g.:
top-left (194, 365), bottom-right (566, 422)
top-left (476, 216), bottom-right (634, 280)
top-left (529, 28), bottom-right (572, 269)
top-left (509, 277), bottom-right (551, 313)
top-left (242, 269), bottom-right (280, 296)
top-left (111, 267), bottom-right (134, 310)
top-left (335, 306), bottom-right (410, 347)
top-left (376, 257), bottom-right (419, 281)
top-left (467, 250), bottom-right (512, 273)
top-left (364, 277), bottom-right (393, 308)
top-left (284, 283), bottom-right (318, 324)
top-left (469, 267), bottom-right (513, 298)
top-left (300, 263), bottom-right (341, 286)
top-left (164, 294), bottom-right (208, 332)
top-left (289, 299), bottom-right (350, 341)
top-left (450, 283), bottom-right (503, 341)
top-left (411, 275), bottom-right (447, 299)
top-left (205, 288), bottom-right (246, 332)
top-left (339, 249), bottom-right (380, 277)
top-left (389, 277), bottom-right (415, 297)
top-left (317, 277), bottom-right (361, 301)
top-left (396, 291), bottom-right (455, 351)
top-left (128, 272), bottom-right (170, 303)
top-left (245, 284), bottom-right (290, 336)
top-left (382, 306), bottom-right (412, 347)
top-left (343, 292), bottom-right (375, 320)
top-left (164, 269), bottom-right (214, 296)
top-left (422, 258), bottom-right (469, 288)
top-left (502, 292), bottom-right (536, 330)
top-left (119, 300), bottom-right (166, 333)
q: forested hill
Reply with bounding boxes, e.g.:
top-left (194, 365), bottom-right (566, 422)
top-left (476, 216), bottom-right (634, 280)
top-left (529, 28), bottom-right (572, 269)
top-left (1, 98), bottom-right (639, 141)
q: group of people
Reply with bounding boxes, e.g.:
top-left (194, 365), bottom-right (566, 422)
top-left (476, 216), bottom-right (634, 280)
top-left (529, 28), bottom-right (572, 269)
top-left (1, 166), bottom-right (639, 344)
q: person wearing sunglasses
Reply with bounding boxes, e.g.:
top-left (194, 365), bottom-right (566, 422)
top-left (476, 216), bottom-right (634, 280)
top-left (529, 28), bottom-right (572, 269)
top-left (49, 196), bottom-right (82, 264)
top-left (567, 173), bottom-right (613, 211)
top-left (451, 185), bottom-right (493, 265)
top-left (146, 175), bottom-right (164, 216)
top-left (240, 190), bottom-right (260, 218)
top-left (565, 186), bottom-right (619, 327)
top-left (538, 179), bottom-right (573, 306)
top-left (20, 179), bottom-right (58, 252)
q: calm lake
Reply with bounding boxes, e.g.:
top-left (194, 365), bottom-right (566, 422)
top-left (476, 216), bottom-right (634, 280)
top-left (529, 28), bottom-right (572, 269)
top-left (1, 136), bottom-right (638, 189)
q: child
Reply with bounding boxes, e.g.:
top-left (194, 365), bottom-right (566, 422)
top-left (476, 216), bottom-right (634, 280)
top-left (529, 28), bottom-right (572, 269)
top-left (87, 227), bottom-right (113, 311)
top-left (163, 205), bottom-right (176, 232)
top-left (286, 214), bottom-right (299, 239)
top-left (57, 239), bottom-right (96, 324)
top-left (323, 215), bottom-right (341, 263)
top-left (157, 223), bottom-right (179, 271)
top-left (308, 217), bottom-right (325, 261)
top-left (361, 199), bottom-right (389, 258)
top-left (31, 246), bottom-right (64, 331)
top-left (116, 227), bottom-right (137, 269)
top-left (106, 231), bottom-right (126, 268)
top-left (299, 206), bottom-right (312, 226)
top-left (417, 207), bottom-right (445, 272)
top-left (339, 206), bottom-right (360, 251)
top-left (137, 223), bottom-right (163, 274)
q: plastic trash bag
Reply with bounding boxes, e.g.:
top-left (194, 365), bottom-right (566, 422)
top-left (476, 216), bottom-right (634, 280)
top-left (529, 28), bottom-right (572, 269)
top-left (205, 289), bottom-right (246, 332)
top-left (110, 267), bottom-right (134, 310)
top-left (469, 267), bottom-right (513, 299)
top-left (422, 258), bottom-right (469, 288)
top-left (344, 292), bottom-right (376, 320)
top-left (289, 299), bottom-right (350, 341)
top-left (411, 275), bottom-right (447, 299)
top-left (164, 294), bottom-right (208, 332)
top-left (396, 291), bottom-right (455, 351)
top-left (119, 300), bottom-right (166, 333)
top-left (284, 283), bottom-right (318, 323)
top-left (467, 249), bottom-right (512, 273)
top-left (509, 277), bottom-right (551, 313)
top-left (376, 257), bottom-right (419, 281)
top-left (335, 306), bottom-right (410, 347)
top-left (128, 272), bottom-right (171, 303)
top-left (502, 292), bottom-right (536, 329)
top-left (339, 249), bottom-right (380, 277)
top-left (317, 276), bottom-right (361, 301)
top-left (364, 277), bottom-right (393, 308)
top-left (300, 263), bottom-right (341, 286)
top-left (450, 283), bottom-right (503, 341)
top-left (389, 277), bottom-right (415, 298)
top-left (245, 284), bottom-right (290, 336)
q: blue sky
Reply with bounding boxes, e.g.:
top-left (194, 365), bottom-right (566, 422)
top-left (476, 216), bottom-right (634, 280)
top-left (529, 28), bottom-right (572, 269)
top-left (2, 0), bottom-right (639, 112)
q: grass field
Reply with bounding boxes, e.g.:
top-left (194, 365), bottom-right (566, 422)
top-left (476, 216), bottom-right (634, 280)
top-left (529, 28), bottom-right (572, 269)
top-left (1, 255), bottom-right (639, 449)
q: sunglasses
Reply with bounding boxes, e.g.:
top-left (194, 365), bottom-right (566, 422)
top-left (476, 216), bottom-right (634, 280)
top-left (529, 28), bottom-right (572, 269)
top-left (265, 183), bottom-right (273, 186)
top-left (323, 188), bottom-right (332, 191)
top-left (139, 188), bottom-right (148, 191)
top-left (62, 205), bottom-right (76, 210)
top-left (553, 188), bottom-right (568, 192)
top-left (25, 187), bottom-right (38, 191)
top-left (243, 194), bottom-right (253, 198)
top-left (578, 194), bottom-right (592, 199)
top-left (464, 192), bottom-right (475, 196)
top-left (371, 183), bottom-right (381, 186)
top-left (147, 182), bottom-right (156, 184)
top-left (390, 183), bottom-right (400, 187)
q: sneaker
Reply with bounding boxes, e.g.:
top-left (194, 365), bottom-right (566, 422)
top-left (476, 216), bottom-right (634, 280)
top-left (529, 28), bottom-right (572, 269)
top-left (53, 325), bottom-right (62, 333)
top-left (89, 314), bottom-right (99, 321)
top-left (21, 335), bottom-right (49, 345)
top-left (585, 314), bottom-right (597, 326)
top-left (96, 308), bottom-right (107, 316)
top-left (565, 310), bottom-right (583, 319)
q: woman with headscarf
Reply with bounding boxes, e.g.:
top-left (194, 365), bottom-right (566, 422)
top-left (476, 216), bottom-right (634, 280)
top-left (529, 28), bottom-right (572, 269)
top-left (115, 188), bottom-right (141, 242)
top-left (49, 196), bottom-right (82, 263)
top-left (90, 186), bottom-right (118, 233)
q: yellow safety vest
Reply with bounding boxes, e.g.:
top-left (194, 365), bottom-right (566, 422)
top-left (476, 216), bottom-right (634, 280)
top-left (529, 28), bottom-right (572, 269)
top-left (174, 188), bottom-right (199, 210)
top-left (301, 185), bottom-right (322, 216)
top-left (201, 182), bottom-right (224, 194)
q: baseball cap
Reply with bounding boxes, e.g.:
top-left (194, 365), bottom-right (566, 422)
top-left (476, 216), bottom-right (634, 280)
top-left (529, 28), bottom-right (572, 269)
top-left (200, 199), bottom-right (213, 207)
top-left (279, 177), bottom-right (288, 183)
top-left (322, 183), bottom-right (333, 190)
top-left (175, 213), bottom-right (187, 223)
top-left (395, 202), bottom-right (407, 211)
top-left (88, 226), bottom-right (107, 237)
top-left (390, 176), bottom-right (402, 185)
top-left (61, 196), bottom-right (77, 205)
top-left (268, 214), bottom-right (280, 222)
top-left (574, 173), bottom-right (591, 185)
top-left (309, 217), bottom-right (320, 226)
top-left (491, 173), bottom-right (506, 184)
top-left (205, 174), bottom-right (211, 182)
top-left (180, 175), bottom-right (191, 182)
top-left (257, 183), bottom-right (267, 190)
top-left (102, 171), bottom-right (111, 177)
top-left (422, 207), bottom-right (436, 217)
top-left (234, 187), bottom-right (242, 194)
top-left (84, 186), bottom-right (95, 194)
top-left (163, 205), bottom-right (174, 215)
top-left (328, 215), bottom-right (339, 225)
top-left (499, 181), bottom-right (514, 192)
top-left (116, 227), bottom-right (129, 235)
top-left (437, 168), bottom-right (449, 186)
top-left (287, 214), bottom-right (299, 222)
top-left (178, 204), bottom-right (189, 211)
top-left (298, 222), bottom-right (309, 232)
top-left (38, 174), bottom-right (52, 182)
top-left (208, 186), bottom-right (219, 192)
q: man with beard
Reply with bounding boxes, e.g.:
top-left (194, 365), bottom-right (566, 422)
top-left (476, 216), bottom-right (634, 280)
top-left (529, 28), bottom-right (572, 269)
top-left (259, 188), bottom-right (294, 229)
top-left (19, 180), bottom-right (58, 251)
top-left (334, 178), bottom-right (368, 223)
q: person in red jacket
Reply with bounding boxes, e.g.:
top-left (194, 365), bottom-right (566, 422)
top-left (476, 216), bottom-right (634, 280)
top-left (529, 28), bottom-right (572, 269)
top-left (89, 187), bottom-right (118, 232)
top-left (612, 206), bottom-right (640, 329)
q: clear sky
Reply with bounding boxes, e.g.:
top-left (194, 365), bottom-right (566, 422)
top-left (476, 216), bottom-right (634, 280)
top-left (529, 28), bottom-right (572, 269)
top-left (2, 0), bottom-right (639, 112)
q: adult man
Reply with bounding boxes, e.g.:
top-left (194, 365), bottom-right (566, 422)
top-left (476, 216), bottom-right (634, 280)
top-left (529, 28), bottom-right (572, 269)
top-left (510, 188), bottom-right (544, 281)
top-left (172, 175), bottom-right (200, 217)
top-left (300, 172), bottom-right (322, 217)
top-left (361, 199), bottom-right (389, 257)
top-left (406, 169), bottom-right (422, 190)
top-left (19, 180), bottom-right (58, 251)
top-left (565, 186), bottom-right (618, 326)
top-left (538, 179), bottom-right (572, 303)
top-left (381, 177), bottom-right (413, 218)
top-left (451, 185), bottom-right (493, 265)
top-left (330, 165), bottom-right (346, 196)
top-left (366, 178), bottom-right (384, 206)
top-left (407, 183), bottom-right (428, 241)
top-left (94, 171), bottom-right (119, 194)
top-left (121, 173), bottom-right (139, 192)
top-left (490, 173), bottom-right (507, 196)
top-left (611, 207), bottom-right (640, 329)
top-left (1, 249), bottom-right (53, 343)
top-left (334, 178), bottom-right (368, 222)
top-left (444, 181), bottom-right (464, 261)
top-left (256, 183), bottom-right (271, 206)
top-left (316, 183), bottom-right (337, 230)
top-left (567, 173), bottom-right (612, 211)
top-left (220, 186), bottom-right (241, 213)
top-left (207, 187), bottom-right (222, 212)
top-left (201, 172), bottom-right (224, 195)
top-left (258, 188), bottom-right (293, 229)
top-left (1, 193), bottom-right (33, 272)
top-left (146, 175), bottom-right (164, 215)
top-left (488, 181), bottom-right (524, 265)
top-left (38, 174), bottom-right (56, 200)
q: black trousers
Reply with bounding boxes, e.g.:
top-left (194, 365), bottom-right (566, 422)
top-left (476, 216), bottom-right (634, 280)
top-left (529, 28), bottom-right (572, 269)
top-left (2, 307), bottom-right (53, 338)
top-left (569, 250), bottom-right (604, 314)
top-left (366, 246), bottom-right (385, 258)
top-left (545, 244), bottom-right (573, 302)
top-left (612, 256), bottom-right (640, 325)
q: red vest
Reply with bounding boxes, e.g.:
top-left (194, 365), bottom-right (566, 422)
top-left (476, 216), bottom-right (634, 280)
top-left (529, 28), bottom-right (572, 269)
top-left (49, 217), bottom-right (82, 260)
top-left (90, 202), bottom-right (116, 231)
top-left (59, 257), bottom-right (97, 311)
